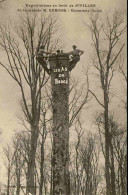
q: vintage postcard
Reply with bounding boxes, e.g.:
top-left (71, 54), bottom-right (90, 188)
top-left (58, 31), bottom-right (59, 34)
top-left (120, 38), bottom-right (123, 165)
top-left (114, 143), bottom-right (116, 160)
top-left (0, 0), bottom-right (127, 194)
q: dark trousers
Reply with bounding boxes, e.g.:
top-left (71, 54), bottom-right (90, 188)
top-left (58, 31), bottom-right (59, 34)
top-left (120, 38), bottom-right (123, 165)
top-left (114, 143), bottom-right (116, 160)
top-left (69, 56), bottom-right (80, 71)
top-left (37, 56), bottom-right (50, 74)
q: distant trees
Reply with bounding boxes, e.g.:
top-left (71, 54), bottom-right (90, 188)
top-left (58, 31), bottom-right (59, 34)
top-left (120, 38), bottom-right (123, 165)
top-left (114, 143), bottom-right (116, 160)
top-left (2, 145), bottom-right (15, 195)
top-left (86, 12), bottom-right (126, 195)
top-left (96, 113), bottom-right (127, 195)
top-left (69, 119), bottom-right (101, 195)
top-left (0, 13), bottom-right (58, 195)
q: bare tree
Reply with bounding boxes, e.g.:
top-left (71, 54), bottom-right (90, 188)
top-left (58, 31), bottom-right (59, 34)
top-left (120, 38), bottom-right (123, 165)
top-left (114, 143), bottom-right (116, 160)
top-left (86, 12), bottom-right (126, 195)
top-left (12, 131), bottom-right (31, 194)
top-left (69, 122), bottom-right (101, 195)
top-left (69, 70), bottom-right (90, 127)
top-left (96, 113), bottom-right (127, 195)
top-left (0, 13), bottom-right (58, 195)
top-left (37, 95), bottom-right (52, 195)
top-left (2, 144), bottom-right (15, 195)
top-left (109, 117), bottom-right (127, 195)
top-left (12, 133), bottom-right (27, 195)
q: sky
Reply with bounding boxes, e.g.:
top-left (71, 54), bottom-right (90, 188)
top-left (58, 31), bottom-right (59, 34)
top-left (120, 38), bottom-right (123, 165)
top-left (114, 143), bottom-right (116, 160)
top-left (0, 0), bottom-right (127, 183)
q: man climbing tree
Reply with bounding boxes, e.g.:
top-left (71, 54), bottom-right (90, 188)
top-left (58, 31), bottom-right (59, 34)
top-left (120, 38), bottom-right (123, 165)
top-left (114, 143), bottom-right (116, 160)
top-left (68, 45), bottom-right (84, 71)
top-left (36, 44), bottom-right (51, 75)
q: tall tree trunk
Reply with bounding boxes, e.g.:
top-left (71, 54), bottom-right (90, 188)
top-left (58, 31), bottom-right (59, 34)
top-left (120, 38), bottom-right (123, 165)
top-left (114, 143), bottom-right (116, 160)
top-left (7, 170), bottom-right (10, 195)
top-left (34, 173), bottom-right (37, 195)
top-left (76, 144), bottom-right (79, 195)
top-left (16, 169), bottom-right (21, 195)
top-left (120, 164), bottom-right (126, 195)
top-left (39, 135), bottom-right (45, 195)
top-left (50, 54), bottom-right (70, 195)
top-left (50, 154), bottom-right (53, 195)
top-left (27, 124), bottom-right (39, 195)
top-left (104, 90), bottom-right (111, 195)
top-left (110, 141), bottom-right (116, 195)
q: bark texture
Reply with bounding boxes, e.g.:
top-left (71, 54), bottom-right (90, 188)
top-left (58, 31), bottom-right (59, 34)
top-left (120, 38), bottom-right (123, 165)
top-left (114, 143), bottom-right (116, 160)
top-left (49, 54), bottom-right (70, 195)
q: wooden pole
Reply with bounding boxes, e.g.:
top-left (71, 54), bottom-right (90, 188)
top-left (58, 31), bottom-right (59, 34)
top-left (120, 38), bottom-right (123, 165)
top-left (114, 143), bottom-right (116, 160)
top-left (49, 53), bottom-right (70, 195)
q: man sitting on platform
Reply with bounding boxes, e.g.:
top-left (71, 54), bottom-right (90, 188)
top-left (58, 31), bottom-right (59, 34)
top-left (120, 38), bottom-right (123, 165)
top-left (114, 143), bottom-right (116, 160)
top-left (68, 45), bottom-right (84, 71)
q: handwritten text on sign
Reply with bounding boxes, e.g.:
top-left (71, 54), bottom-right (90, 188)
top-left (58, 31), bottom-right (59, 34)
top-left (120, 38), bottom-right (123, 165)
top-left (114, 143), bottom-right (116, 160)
top-left (53, 67), bottom-right (68, 85)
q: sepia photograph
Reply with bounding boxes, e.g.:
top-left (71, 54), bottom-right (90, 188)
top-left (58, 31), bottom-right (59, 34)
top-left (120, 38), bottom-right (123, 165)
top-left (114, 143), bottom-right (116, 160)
top-left (0, 0), bottom-right (127, 194)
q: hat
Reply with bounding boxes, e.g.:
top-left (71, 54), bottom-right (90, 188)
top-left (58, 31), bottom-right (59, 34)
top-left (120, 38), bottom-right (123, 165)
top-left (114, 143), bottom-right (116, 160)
top-left (56, 50), bottom-right (60, 53)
